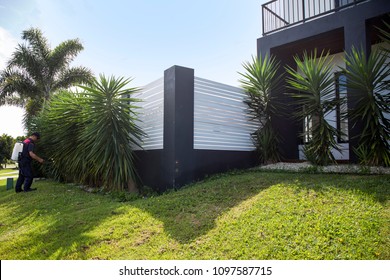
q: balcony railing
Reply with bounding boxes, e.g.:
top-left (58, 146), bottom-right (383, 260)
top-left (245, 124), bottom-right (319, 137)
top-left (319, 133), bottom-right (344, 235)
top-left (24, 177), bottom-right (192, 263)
top-left (262, 0), bottom-right (368, 35)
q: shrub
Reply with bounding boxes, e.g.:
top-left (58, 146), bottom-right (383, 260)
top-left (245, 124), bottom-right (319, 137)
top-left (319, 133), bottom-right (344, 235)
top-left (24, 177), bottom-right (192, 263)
top-left (343, 46), bottom-right (390, 167)
top-left (286, 50), bottom-right (342, 166)
top-left (239, 54), bottom-right (282, 163)
top-left (36, 75), bottom-right (144, 191)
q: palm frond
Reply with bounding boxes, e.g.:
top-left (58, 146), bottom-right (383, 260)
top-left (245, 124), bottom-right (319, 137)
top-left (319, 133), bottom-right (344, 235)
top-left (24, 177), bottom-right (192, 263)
top-left (0, 68), bottom-right (40, 102)
top-left (52, 66), bottom-right (93, 91)
top-left (21, 28), bottom-right (50, 60)
top-left (48, 39), bottom-right (85, 78)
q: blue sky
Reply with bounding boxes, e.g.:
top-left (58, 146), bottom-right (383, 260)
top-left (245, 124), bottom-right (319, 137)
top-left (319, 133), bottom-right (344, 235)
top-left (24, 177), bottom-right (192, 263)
top-left (0, 0), bottom-right (265, 137)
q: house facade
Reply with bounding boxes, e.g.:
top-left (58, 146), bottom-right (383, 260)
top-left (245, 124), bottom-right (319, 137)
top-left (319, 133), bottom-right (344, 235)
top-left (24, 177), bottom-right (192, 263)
top-left (257, 0), bottom-right (390, 162)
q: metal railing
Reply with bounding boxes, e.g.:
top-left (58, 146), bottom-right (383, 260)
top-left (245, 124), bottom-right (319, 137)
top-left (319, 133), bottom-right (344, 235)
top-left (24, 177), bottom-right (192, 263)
top-left (262, 0), bottom-right (369, 35)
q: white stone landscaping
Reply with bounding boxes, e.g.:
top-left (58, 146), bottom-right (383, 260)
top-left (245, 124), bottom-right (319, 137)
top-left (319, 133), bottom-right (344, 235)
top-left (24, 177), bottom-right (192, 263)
top-left (256, 162), bottom-right (390, 175)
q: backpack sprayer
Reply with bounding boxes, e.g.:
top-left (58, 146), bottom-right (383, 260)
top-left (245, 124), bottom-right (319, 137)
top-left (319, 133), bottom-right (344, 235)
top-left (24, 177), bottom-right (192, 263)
top-left (12, 141), bottom-right (53, 164)
top-left (11, 142), bottom-right (23, 161)
top-left (6, 142), bottom-right (23, 190)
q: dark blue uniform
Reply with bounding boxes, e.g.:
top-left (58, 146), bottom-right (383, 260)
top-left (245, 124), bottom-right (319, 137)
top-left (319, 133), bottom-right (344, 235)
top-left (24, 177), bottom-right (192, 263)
top-left (15, 138), bottom-right (35, 192)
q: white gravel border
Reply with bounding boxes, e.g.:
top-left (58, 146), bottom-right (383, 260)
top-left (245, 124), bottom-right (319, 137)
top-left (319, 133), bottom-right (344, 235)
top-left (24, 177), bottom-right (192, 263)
top-left (255, 162), bottom-right (390, 175)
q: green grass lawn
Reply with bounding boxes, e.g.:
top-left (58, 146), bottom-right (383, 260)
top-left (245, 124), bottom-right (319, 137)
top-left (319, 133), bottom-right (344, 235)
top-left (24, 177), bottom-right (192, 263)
top-left (0, 169), bottom-right (389, 260)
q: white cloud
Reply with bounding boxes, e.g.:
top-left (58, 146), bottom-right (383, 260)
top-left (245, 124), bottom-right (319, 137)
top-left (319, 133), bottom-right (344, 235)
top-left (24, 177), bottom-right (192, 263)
top-left (0, 27), bottom-right (18, 69)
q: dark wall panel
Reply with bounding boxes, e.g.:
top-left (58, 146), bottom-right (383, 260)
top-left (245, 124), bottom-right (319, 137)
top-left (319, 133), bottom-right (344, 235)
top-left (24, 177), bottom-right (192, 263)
top-left (134, 150), bottom-right (166, 192)
top-left (193, 150), bottom-right (258, 183)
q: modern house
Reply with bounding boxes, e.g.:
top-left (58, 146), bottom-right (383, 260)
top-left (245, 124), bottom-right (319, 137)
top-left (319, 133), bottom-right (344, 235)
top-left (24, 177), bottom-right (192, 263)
top-left (133, 0), bottom-right (389, 191)
top-left (257, 0), bottom-right (390, 162)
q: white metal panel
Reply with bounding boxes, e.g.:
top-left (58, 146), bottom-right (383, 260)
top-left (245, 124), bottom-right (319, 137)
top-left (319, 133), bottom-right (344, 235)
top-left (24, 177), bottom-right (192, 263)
top-left (194, 77), bottom-right (259, 151)
top-left (133, 77), bottom-right (164, 150)
top-left (298, 143), bottom-right (350, 160)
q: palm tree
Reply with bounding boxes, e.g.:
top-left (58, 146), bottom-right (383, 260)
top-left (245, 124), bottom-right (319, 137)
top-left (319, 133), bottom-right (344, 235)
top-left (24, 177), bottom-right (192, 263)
top-left (239, 54), bottom-right (282, 163)
top-left (286, 50), bottom-right (341, 165)
top-left (0, 28), bottom-right (93, 129)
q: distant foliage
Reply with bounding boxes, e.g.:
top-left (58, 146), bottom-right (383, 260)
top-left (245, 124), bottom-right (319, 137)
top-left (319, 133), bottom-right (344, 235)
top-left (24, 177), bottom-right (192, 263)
top-left (0, 134), bottom-right (14, 169)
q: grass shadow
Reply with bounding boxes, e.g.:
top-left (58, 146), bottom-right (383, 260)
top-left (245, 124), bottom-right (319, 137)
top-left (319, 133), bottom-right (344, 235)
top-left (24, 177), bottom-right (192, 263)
top-left (292, 172), bottom-right (390, 204)
top-left (131, 170), bottom-right (291, 244)
top-left (131, 170), bottom-right (390, 245)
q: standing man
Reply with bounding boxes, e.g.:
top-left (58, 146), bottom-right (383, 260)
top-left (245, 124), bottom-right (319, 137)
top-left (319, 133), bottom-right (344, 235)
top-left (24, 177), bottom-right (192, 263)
top-left (15, 132), bottom-right (44, 193)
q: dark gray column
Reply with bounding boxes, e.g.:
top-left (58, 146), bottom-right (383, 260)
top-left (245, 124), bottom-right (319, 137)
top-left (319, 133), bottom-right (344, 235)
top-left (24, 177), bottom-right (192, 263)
top-left (344, 19), bottom-right (370, 163)
top-left (163, 65), bottom-right (195, 188)
top-left (344, 19), bottom-right (370, 55)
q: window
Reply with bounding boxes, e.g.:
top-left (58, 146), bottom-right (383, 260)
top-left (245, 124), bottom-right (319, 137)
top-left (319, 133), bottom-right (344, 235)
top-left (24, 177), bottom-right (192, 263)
top-left (303, 112), bottom-right (312, 143)
top-left (335, 72), bottom-right (349, 142)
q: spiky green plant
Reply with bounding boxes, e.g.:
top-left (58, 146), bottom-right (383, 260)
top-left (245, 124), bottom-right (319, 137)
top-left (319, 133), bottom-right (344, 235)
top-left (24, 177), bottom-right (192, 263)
top-left (78, 75), bottom-right (144, 191)
top-left (286, 50), bottom-right (341, 165)
top-left (343, 46), bottom-right (390, 166)
top-left (239, 54), bottom-right (282, 163)
top-left (36, 75), bottom-right (144, 191)
top-left (35, 90), bottom-right (88, 182)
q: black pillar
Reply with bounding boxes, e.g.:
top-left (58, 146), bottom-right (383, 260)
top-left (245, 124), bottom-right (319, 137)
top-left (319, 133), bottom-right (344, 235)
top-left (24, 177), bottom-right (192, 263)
top-left (163, 66), bottom-right (195, 188)
top-left (344, 19), bottom-right (370, 163)
top-left (272, 52), bottom-right (300, 161)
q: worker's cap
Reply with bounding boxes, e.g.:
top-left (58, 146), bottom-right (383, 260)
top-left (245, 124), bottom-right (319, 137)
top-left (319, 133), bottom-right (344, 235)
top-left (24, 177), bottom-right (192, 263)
top-left (32, 132), bottom-right (41, 139)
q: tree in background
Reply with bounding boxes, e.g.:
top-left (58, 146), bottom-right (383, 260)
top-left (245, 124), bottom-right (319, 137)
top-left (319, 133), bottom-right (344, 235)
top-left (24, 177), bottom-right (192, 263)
top-left (0, 28), bottom-right (93, 131)
top-left (239, 54), bottom-right (283, 164)
top-left (286, 50), bottom-right (342, 166)
top-left (15, 136), bottom-right (26, 142)
top-left (35, 75), bottom-right (145, 191)
top-left (0, 134), bottom-right (14, 169)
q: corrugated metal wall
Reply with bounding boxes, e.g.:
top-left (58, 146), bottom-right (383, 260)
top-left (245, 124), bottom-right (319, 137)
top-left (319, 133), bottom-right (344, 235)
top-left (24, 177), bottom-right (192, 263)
top-left (133, 77), bottom-right (164, 150)
top-left (134, 75), bottom-right (259, 152)
top-left (193, 77), bottom-right (258, 151)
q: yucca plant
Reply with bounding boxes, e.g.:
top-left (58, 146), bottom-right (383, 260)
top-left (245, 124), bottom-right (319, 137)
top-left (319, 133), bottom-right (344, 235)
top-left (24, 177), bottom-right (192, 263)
top-left (239, 54), bottom-right (282, 163)
top-left (35, 90), bottom-right (88, 182)
top-left (343, 46), bottom-right (390, 166)
top-left (286, 50), bottom-right (341, 165)
top-left (78, 75), bottom-right (144, 191)
top-left (36, 75), bottom-right (144, 191)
